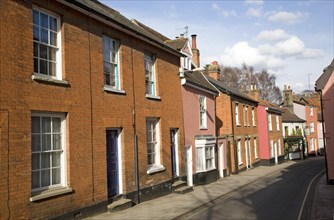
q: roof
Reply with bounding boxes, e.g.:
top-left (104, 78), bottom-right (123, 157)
top-left (183, 71), bottom-right (219, 95)
top-left (63, 0), bottom-right (181, 56)
top-left (282, 108), bottom-right (306, 123)
top-left (206, 76), bottom-right (258, 103)
top-left (302, 97), bottom-right (321, 108)
top-left (316, 59), bottom-right (334, 91)
top-left (259, 100), bottom-right (283, 114)
top-left (165, 38), bottom-right (188, 50)
top-left (131, 19), bottom-right (170, 42)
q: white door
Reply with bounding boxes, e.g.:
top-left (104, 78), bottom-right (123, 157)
top-left (219, 143), bottom-right (224, 178)
top-left (245, 141), bottom-right (249, 169)
top-left (274, 143), bottom-right (278, 164)
top-left (186, 145), bottom-right (193, 186)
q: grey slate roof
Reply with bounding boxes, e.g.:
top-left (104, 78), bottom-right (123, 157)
top-left (282, 108), bottom-right (306, 123)
top-left (65, 0), bottom-right (181, 56)
top-left (316, 59), bottom-right (334, 91)
top-left (206, 76), bottom-right (258, 103)
top-left (184, 71), bottom-right (219, 95)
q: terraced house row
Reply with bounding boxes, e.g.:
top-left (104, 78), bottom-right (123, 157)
top-left (0, 1), bottom-right (328, 219)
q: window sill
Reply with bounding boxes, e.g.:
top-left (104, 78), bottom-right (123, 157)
top-left (200, 127), bottom-right (208, 130)
top-left (236, 124), bottom-right (241, 127)
top-left (147, 164), bottom-right (165, 174)
top-left (146, 94), bottom-right (161, 101)
top-left (103, 86), bottom-right (126, 95)
top-left (238, 162), bottom-right (244, 166)
top-left (32, 75), bottom-right (70, 87)
top-left (30, 187), bottom-right (73, 202)
top-left (196, 167), bottom-right (216, 173)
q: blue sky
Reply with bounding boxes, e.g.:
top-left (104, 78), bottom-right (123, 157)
top-left (100, 0), bottom-right (334, 93)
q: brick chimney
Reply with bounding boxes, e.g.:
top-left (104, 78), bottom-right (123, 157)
top-left (249, 84), bottom-right (260, 101)
top-left (207, 61), bottom-right (221, 81)
top-left (283, 84), bottom-right (294, 112)
top-left (191, 34), bottom-right (200, 68)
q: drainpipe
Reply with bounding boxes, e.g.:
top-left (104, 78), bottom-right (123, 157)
top-left (316, 90), bottom-right (328, 183)
top-left (131, 38), bottom-right (140, 204)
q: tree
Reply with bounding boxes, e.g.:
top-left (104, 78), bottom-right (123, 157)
top-left (220, 63), bottom-right (282, 104)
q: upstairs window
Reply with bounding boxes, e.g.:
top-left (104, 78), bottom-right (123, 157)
top-left (235, 103), bottom-right (240, 126)
top-left (103, 35), bottom-right (120, 89)
top-left (252, 107), bottom-right (256, 126)
top-left (33, 8), bottom-right (61, 79)
top-left (310, 122), bottom-right (315, 133)
top-left (145, 53), bottom-right (156, 96)
top-left (268, 114), bottom-right (272, 131)
top-left (310, 107), bottom-right (314, 116)
top-left (199, 96), bottom-right (207, 129)
top-left (276, 115), bottom-right (280, 131)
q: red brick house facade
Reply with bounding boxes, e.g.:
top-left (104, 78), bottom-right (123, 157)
top-left (0, 0), bottom-right (185, 219)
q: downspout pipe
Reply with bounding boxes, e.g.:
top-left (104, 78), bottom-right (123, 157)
top-left (316, 89), bottom-right (329, 183)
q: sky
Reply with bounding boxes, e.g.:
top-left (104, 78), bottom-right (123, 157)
top-left (100, 0), bottom-right (334, 93)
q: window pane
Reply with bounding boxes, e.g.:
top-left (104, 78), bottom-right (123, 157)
top-left (32, 135), bottom-right (41, 152)
top-left (39, 44), bottom-right (48, 59)
top-left (34, 58), bottom-right (39, 73)
top-left (49, 46), bottom-right (57, 62)
top-left (52, 152), bottom-right (61, 167)
top-left (40, 60), bottom-right (47, 75)
top-left (53, 134), bottom-right (61, 150)
top-left (196, 148), bottom-right (203, 171)
top-left (33, 10), bottom-right (39, 25)
top-left (50, 31), bottom-right (57, 46)
top-left (32, 153), bottom-right (40, 170)
top-left (52, 168), bottom-right (61, 185)
top-left (41, 28), bottom-right (48, 44)
top-left (105, 73), bottom-right (110, 86)
top-left (32, 171), bottom-right (40, 189)
top-left (42, 134), bottom-right (51, 151)
top-left (31, 116), bottom-right (40, 133)
top-left (40, 12), bottom-right (48, 28)
top-left (52, 117), bottom-right (61, 132)
top-left (42, 117), bottom-right (51, 132)
top-left (41, 153), bottom-right (50, 169)
top-left (49, 16), bottom-right (57, 31)
top-left (41, 169), bottom-right (50, 187)
top-left (33, 26), bottom-right (40, 41)
top-left (33, 42), bottom-right (39, 57)
top-left (49, 62), bottom-right (56, 77)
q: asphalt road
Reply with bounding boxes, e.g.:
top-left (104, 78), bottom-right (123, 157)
top-left (183, 157), bottom-right (325, 220)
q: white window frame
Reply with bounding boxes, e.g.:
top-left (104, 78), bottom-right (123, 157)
top-left (145, 53), bottom-right (157, 97)
top-left (103, 35), bottom-right (120, 90)
top-left (195, 139), bottom-right (216, 172)
top-left (276, 115), bottom-right (280, 131)
top-left (270, 140), bottom-right (274, 158)
top-left (310, 138), bottom-right (314, 151)
top-left (146, 118), bottom-right (164, 174)
top-left (199, 96), bottom-right (207, 129)
top-left (254, 138), bottom-right (258, 159)
top-left (31, 112), bottom-right (66, 192)
top-left (33, 7), bottom-right (62, 80)
top-left (235, 103), bottom-right (240, 126)
top-left (310, 107), bottom-right (314, 116)
top-left (237, 140), bottom-right (243, 165)
top-left (278, 139), bottom-right (282, 156)
top-left (268, 114), bottom-right (272, 131)
top-left (252, 107), bottom-right (256, 126)
top-left (310, 122), bottom-right (315, 133)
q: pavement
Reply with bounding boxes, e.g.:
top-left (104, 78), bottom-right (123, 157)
top-left (85, 158), bottom-right (334, 220)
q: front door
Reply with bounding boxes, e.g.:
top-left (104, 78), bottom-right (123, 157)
top-left (106, 130), bottom-right (119, 198)
top-left (170, 129), bottom-right (178, 178)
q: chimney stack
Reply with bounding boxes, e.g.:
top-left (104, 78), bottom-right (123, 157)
top-left (191, 34), bottom-right (200, 68)
top-left (248, 84), bottom-right (260, 101)
top-left (207, 61), bottom-right (221, 81)
top-left (283, 84), bottom-right (294, 112)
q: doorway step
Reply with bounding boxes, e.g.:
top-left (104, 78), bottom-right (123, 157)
top-left (172, 180), bottom-right (193, 194)
top-left (107, 194), bottom-right (132, 212)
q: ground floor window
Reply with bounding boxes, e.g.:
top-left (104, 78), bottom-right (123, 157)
top-left (196, 139), bottom-right (215, 172)
top-left (31, 113), bottom-right (66, 191)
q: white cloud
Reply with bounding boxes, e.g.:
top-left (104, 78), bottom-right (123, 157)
top-left (276, 37), bottom-right (305, 56)
top-left (246, 7), bottom-right (262, 17)
top-left (268, 11), bottom-right (305, 25)
top-left (211, 3), bottom-right (237, 17)
top-left (301, 48), bottom-right (325, 59)
top-left (244, 0), bottom-right (264, 5)
top-left (256, 29), bottom-right (291, 42)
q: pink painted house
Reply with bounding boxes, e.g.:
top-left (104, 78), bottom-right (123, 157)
top-left (181, 70), bottom-right (219, 185)
top-left (316, 59), bottom-right (334, 184)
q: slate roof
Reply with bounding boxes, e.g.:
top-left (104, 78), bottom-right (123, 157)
top-left (183, 71), bottom-right (218, 95)
top-left (259, 100), bottom-right (283, 114)
top-left (206, 77), bottom-right (258, 103)
top-left (131, 19), bottom-right (170, 42)
top-left (281, 108), bottom-right (306, 123)
top-left (165, 38), bottom-right (188, 50)
top-left (302, 97), bottom-right (321, 108)
top-left (65, 0), bottom-right (181, 56)
top-left (316, 59), bottom-right (334, 91)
